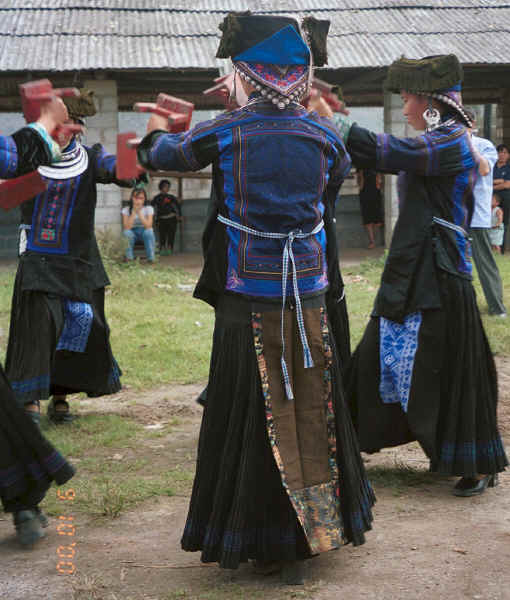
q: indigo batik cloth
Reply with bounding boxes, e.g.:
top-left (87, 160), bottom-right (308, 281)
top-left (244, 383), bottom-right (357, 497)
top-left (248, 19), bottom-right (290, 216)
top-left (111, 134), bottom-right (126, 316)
top-left (56, 301), bottom-right (94, 353)
top-left (379, 312), bottom-right (422, 413)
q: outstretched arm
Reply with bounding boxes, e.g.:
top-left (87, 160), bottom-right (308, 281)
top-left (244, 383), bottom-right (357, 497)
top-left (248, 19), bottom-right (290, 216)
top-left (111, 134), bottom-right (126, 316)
top-left (137, 113), bottom-right (221, 173)
top-left (92, 144), bottom-right (144, 188)
top-left (334, 113), bottom-right (477, 177)
top-left (1, 96), bottom-right (67, 178)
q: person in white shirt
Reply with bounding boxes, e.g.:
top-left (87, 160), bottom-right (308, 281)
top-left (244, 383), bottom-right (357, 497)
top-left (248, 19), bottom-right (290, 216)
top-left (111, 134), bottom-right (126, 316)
top-left (121, 187), bottom-right (156, 262)
top-left (468, 111), bottom-right (507, 317)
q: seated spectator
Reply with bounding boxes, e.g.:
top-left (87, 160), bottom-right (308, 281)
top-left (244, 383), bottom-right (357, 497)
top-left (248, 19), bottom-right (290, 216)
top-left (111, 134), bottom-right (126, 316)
top-left (151, 179), bottom-right (182, 255)
top-left (122, 188), bottom-right (155, 262)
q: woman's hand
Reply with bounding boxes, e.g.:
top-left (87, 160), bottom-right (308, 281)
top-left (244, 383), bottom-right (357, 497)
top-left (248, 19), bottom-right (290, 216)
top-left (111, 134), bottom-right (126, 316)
top-left (147, 113), bottom-right (169, 134)
top-left (308, 94), bottom-right (334, 119)
top-left (37, 96), bottom-right (69, 135)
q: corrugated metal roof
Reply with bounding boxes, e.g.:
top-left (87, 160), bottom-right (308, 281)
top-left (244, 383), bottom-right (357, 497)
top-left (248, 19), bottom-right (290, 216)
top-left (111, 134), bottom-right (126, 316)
top-left (4, 0), bottom-right (509, 10)
top-left (2, 7), bottom-right (510, 36)
top-left (0, 2), bottom-right (509, 70)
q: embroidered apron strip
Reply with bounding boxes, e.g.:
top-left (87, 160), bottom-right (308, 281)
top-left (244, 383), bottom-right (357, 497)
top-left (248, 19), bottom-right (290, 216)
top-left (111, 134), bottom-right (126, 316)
top-left (218, 214), bottom-right (324, 400)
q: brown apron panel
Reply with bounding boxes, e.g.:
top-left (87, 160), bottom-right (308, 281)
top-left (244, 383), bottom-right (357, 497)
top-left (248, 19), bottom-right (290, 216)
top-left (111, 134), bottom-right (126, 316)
top-left (260, 306), bottom-right (331, 491)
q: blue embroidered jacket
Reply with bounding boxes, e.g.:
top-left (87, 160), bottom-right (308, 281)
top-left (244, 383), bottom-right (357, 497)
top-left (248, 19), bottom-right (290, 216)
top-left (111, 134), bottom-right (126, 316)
top-left (138, 100), bottom-right (351, 303)
top-left (347, 118), bottom-right (478, 322)
top-left (17, 141), bottom-right (135, 302)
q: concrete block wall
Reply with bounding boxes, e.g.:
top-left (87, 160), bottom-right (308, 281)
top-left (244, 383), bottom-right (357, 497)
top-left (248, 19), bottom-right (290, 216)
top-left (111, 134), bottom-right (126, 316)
top-left (83, 79), bottom-right (122, 236)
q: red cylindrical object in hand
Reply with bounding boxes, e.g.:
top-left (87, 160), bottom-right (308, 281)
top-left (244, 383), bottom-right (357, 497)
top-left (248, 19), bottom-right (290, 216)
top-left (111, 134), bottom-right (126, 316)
top-left (116, 132), bottom-right (145, 180)
top-left (19, 79), bottom-right (80, 123)
top-left (134, 94), bottom-right (194, 133)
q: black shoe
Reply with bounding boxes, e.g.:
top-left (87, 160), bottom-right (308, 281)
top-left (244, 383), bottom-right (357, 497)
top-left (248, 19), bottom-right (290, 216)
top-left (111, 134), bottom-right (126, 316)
top-left (452, 474), bottom-right (499, 497)
top-left (13, 510), bottom-right (46, 547)
top-left (47, 398), bottom-right (76, 425)
top-left (24, 400), bottom-right (41, 427)
top-left (280, 560), bottom-right (305, 585)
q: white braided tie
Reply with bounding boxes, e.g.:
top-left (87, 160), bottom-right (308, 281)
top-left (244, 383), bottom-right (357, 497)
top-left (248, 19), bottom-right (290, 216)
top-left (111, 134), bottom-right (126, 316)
top-left (218, 214), bottom-right (324, 400)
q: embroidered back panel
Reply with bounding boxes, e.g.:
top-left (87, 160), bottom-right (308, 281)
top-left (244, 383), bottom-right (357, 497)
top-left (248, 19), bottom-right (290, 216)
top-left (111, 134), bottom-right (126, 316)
top-left (27, 176), bottom-right (80, 255)
top-left (218, 117), bottom-right (334, 297)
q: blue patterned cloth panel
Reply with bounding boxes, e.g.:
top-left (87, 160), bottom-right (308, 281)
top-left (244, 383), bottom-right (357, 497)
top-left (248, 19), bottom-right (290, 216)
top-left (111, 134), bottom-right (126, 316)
top-left (379, 312), bottom-right (422, 413)
top-left (56, 300), bottom-right (93, 353)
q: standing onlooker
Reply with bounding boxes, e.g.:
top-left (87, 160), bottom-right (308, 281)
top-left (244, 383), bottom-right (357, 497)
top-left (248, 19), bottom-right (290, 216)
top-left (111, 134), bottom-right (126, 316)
top-left (493, 144), bottom-right (510, 253)
top-left (122, 187), bottom-right (155, 262)
top-left (467, 112), bottom-right (506, 317)
top-left (151, 179), bottom-right (181, 255)
top-left (489, 194), bottom-right (505, 253)
top-left (356, 168), bottom-right (383, 248)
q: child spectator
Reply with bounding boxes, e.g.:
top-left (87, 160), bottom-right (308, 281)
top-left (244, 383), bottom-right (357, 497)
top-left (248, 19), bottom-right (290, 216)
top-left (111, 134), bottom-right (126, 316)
top-left (489, 193), bottom-right (504, 253)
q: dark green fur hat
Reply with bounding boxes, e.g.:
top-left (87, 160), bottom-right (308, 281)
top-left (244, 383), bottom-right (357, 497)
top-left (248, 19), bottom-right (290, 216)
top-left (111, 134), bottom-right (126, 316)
top-left (63, 89), bottom-right (97, 120)
top-left (384, 54), bottom-right (463, 93)
top-left (302, 16), bottom-right (330, 67)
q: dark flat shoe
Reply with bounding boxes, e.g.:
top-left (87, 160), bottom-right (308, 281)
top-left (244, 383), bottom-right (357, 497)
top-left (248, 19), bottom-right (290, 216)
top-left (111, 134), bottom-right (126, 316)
top-left (47, 398), bottom-right (76, 425)
top-left (280, 560), bottom-right (305, 585)
top-left (13, 510), bottom-right (46, 547)
top-left (452, 474), bottom-right (499, 497)
top-left (24, 400), bottom-right (41, 427)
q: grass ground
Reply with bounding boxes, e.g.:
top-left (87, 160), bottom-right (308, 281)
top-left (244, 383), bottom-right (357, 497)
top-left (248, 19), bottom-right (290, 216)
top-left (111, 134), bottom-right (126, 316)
top-left (13, 252), bottom-right (506, 519)
top-left (1, 251), bottom-right (509, 522)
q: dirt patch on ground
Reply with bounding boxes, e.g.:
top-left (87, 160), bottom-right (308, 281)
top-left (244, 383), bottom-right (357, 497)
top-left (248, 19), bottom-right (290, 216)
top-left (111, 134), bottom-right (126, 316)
top-left (1, 361), bottom-right (510, 600)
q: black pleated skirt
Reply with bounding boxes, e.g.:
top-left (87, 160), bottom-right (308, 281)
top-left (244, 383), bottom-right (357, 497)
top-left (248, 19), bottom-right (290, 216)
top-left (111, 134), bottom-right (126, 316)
top-left (0, 368), bottom-right (74, 513)
top-left (181, 294), bottom-right (375, 569)
top-left (5, 272), bottom-right (121, 405)
top-left (347, 271), bottom-right (508, 477)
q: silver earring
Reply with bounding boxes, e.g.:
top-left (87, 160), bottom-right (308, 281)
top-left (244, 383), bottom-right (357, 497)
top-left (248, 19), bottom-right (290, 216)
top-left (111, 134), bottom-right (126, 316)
top-left (423, 99), bottom-right (440, 130)
top-left (423, 107), bottom-right (440, 130)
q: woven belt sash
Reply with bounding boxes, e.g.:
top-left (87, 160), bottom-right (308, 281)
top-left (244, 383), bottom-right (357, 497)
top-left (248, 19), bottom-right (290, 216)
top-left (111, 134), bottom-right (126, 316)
top-left (217, 214), bottom-right (324, 400)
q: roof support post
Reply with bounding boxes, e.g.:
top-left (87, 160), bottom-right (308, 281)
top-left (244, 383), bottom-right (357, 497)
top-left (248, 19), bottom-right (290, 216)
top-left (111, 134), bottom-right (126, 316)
top-left (496, 89), bottom-right (510, 146)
